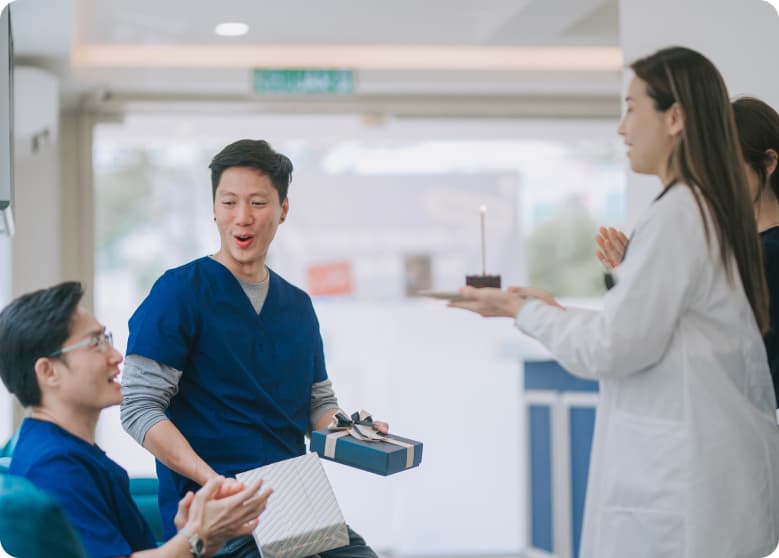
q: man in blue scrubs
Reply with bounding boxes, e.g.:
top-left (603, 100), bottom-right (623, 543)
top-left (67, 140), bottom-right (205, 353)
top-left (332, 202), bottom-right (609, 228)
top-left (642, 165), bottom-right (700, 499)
top-left (121, 139), bottom-right (384, 558)
top-left (0, 282), bottom-right (271, 558)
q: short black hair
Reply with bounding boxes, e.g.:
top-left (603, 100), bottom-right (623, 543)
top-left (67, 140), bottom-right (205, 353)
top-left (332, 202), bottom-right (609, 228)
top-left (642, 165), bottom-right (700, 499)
top-left (208, 139), bottom-right (294, 203)
top-left (0, 282), bottom-right (84, 407)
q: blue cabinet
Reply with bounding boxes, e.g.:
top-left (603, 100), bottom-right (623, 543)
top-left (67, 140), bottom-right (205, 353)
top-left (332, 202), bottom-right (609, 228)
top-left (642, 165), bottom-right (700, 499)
top-left (525, 360), bottom-right (598, 558)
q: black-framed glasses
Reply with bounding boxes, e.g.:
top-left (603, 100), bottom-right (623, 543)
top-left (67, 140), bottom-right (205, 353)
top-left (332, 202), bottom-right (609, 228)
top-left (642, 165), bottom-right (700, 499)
top-left (49, 331), bottom-right (114, 357)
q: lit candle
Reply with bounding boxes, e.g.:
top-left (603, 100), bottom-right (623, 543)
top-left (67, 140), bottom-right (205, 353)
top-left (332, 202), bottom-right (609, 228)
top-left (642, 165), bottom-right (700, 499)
top-left (480, 205), bottom-right (487, 276)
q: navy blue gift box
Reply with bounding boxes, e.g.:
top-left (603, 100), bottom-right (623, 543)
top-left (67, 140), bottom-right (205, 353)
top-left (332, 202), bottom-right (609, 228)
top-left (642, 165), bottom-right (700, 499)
top-left (310, 430), bottom-right (423, 476)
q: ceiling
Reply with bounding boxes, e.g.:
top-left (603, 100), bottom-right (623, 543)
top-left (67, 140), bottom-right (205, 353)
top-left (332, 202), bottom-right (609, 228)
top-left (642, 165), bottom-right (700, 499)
top-left (7, 0), bottom-right (621, 114)
top-left (73, 0), bottom-right (616, 46)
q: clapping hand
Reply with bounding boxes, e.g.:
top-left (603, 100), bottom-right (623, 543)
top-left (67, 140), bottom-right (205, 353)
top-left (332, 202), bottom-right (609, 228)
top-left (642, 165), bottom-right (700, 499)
top-left (173, 476), bottom-right (272, 554)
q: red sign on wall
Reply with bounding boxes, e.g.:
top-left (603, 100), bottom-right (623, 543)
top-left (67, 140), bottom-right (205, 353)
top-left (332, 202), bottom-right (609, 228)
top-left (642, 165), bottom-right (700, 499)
top-left (307, 261), bottom-right (353, 296)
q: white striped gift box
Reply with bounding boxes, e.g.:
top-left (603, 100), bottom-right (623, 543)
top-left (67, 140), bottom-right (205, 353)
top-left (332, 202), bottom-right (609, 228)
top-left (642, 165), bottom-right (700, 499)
top-left (236, 452), bottom-right (349, 558)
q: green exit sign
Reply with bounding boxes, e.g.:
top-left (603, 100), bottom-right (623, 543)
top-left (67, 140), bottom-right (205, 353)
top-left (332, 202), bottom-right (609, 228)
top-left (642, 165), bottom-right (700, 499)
top-left (253, 69), bottom-right (355, 95)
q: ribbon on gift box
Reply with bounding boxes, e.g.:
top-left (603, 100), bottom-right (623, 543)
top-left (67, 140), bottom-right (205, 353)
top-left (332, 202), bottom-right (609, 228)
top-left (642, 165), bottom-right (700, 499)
top-left (324, 410), bottom-right (417, 469)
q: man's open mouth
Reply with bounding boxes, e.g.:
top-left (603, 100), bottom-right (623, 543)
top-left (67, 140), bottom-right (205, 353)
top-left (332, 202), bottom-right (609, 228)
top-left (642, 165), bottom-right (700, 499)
top-left (234, 234), bottom-right (255, 248)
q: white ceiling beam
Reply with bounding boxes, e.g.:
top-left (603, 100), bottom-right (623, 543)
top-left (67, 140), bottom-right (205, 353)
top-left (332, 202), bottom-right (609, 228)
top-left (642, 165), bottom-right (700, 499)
top-left (79, 91), bottom-right (621, 120)
top-left (71, 44), bottom-right (622, 71)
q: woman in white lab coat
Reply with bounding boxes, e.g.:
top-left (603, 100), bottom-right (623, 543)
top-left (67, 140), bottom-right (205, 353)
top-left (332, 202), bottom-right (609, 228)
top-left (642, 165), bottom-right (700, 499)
top-left (451, 46), bottom-right (779, 558)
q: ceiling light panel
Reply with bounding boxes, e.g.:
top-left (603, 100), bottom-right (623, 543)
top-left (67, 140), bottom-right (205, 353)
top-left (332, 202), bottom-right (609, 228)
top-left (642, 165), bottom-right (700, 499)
top-left (214, 22), bottom-right (249, 37)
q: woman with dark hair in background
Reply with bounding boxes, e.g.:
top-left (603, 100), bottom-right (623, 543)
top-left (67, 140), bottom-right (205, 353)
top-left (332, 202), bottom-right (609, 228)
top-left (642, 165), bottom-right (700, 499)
top-left (449, 47), bottom-right (779, 558)
top-left (733, 96), bottom-right (779, 403)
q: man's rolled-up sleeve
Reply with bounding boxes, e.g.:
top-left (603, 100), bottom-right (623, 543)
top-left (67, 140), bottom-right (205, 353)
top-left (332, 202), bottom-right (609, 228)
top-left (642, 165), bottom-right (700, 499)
top-left (120, 354), bottom-right (183, 445)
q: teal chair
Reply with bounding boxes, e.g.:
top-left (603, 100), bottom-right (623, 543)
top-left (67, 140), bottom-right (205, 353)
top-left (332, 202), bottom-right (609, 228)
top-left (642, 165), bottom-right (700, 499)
top-left (130, 477), bottom-right (163, 543)
top-left (0, 428), bottom-right (18, 458)
top-left (0, 472), bottom-right (88, 558)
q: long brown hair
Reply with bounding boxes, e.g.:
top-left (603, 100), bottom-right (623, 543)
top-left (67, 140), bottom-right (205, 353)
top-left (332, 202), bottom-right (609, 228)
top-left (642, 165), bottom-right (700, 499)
top-left (631, 47), bottom-right (769, 334)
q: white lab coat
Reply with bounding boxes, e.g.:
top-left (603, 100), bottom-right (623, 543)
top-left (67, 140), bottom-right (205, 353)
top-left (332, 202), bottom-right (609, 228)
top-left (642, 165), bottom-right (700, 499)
top-left (517, 184), bottom-right (779, 558)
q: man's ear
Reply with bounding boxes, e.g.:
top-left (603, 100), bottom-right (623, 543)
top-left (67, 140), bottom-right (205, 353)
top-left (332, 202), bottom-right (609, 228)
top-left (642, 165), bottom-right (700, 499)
top-left (280, 197), bottom-right (289, 223)
top-left (34, 357), bottom-right (59, 391)
top-left (666, 102), bottom-right (685, 137)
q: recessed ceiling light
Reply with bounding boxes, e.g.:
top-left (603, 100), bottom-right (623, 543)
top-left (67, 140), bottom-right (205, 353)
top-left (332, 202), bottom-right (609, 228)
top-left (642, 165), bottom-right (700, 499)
top-left (214, 22), bottom-right (249, 37)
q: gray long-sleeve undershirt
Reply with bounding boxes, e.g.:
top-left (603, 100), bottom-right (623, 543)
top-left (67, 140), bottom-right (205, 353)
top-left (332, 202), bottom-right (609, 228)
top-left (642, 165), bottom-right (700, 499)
top-left (120, 269), bottom-right (340, 445)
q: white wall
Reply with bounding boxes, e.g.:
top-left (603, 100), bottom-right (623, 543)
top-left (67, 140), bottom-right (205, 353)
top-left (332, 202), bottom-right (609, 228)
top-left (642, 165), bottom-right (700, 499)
top-left (620, 0), bottom-right (779, 226)
top-left (10, 66), bottom-right (60, 296)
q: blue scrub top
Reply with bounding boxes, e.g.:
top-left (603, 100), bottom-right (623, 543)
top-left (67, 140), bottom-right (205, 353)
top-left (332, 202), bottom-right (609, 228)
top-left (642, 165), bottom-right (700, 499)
top-left (127, 257), bottom-right (328, 537)
top-left (9, 418), bottom-right (156, 558)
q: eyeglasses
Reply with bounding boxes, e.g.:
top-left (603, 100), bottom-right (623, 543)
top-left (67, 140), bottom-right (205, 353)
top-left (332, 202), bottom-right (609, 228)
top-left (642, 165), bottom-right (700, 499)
top-left (49, 331), bottom-right (114, 357)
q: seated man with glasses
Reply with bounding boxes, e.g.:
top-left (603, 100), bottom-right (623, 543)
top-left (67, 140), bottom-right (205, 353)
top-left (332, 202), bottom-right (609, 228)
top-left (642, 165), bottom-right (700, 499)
top-left (0, 281), bottom-right (272, 558)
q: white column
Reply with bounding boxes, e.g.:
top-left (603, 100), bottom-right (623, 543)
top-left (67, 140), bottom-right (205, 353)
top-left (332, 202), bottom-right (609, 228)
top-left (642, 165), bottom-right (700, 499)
top-left (619, 0), bottom-right (779, 225)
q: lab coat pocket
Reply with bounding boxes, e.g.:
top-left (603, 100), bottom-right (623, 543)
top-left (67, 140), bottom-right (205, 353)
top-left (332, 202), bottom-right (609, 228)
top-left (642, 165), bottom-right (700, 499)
top-left (596, 508), bottom-right (684, 558)
top-left (602, 413), bottom-right (686, 510)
